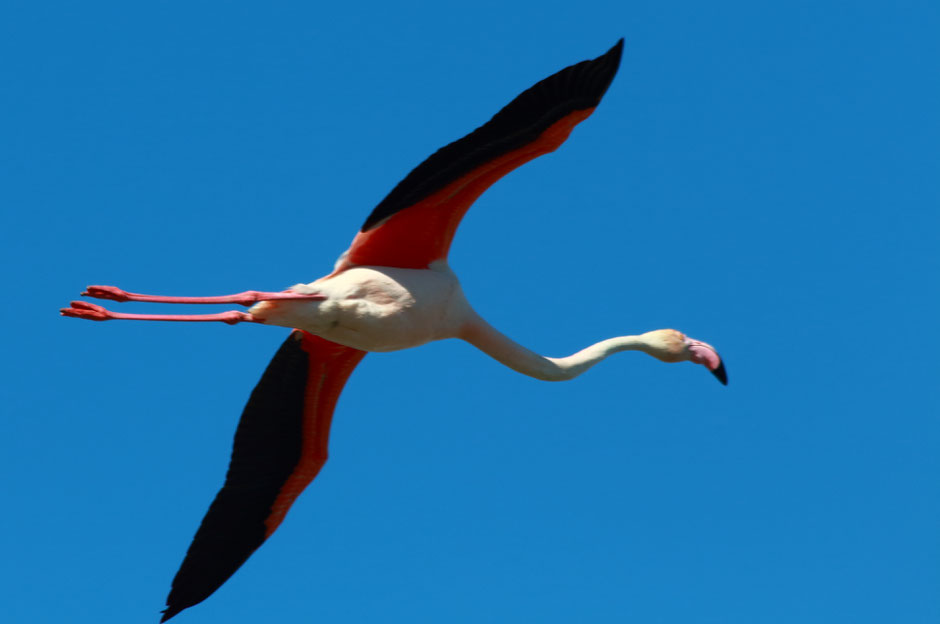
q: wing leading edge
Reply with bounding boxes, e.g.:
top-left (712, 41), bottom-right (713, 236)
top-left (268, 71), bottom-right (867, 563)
top-left (161, 331), bottom-right (366, 622)
top-left (341, 39), bottom-right (623, 270)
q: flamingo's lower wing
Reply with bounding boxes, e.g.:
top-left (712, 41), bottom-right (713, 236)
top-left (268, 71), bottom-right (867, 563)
top-left (161, 331), bottom-right (366, 622)
top-left (340, 39), bottom-right (624, 270)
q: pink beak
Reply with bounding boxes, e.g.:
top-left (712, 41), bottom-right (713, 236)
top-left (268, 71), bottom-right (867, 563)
top-left (687, 339), bottom-right (728, 386)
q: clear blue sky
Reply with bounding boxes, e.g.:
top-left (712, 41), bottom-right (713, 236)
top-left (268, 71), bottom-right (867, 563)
top-left (2, 1), bottom-right (938, 622)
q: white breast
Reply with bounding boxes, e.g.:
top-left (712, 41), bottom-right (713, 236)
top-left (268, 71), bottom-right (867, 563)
top-left (249, 263), bottom-right (474, 352)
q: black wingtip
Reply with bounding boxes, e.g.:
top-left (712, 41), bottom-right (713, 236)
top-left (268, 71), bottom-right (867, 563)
top-left (609, 38), bottom-right (625, 61)
top-left (584, 38), bottom-right (625, 106)
top-left (711, 360), bottom-right (728, 386)
top-left (603, 38), bottom-right (625, 88)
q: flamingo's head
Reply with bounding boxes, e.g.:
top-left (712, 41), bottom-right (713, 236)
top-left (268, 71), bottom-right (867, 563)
top-left (640, 329), bottom-right (728, 385)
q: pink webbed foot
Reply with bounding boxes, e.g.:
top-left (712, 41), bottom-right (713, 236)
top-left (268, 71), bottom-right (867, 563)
top-left (60, 301), bottom-right (111, 321)
top-left (82, 285), bottom-right (131, 302)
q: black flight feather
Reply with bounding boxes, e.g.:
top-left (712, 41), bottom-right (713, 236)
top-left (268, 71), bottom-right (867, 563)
top-left (361, 39), bottom-right (624, 231)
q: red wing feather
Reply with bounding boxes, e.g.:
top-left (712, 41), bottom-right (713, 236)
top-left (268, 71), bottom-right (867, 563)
top-left (264, 333), bottom-right (365, 535)
top-left (338, 39), bottom-right (623, 270)
top-left (161, 331), bottom-right (365, 622)
top-left (342, 109), bottom-right (594, 269)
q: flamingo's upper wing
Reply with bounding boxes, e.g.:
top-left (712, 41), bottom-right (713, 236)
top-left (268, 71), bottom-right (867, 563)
top-left (339, 39), bottom-right (623, 270)
top-left (161, 331), bottom-right (366, 622)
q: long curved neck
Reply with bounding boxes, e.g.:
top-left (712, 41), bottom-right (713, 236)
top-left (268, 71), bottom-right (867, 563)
top-left (460, 316), bottom-right (652, 382)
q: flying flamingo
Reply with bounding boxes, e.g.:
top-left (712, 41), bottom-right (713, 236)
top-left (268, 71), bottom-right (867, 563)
top-left (62, 39), bottom-right (726, 621)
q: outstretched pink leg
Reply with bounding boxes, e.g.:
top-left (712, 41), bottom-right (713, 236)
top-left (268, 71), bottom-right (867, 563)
top-left (82, 285), bottom-right (324, 306)
top-left (61, 301), bottom-right (263, 324)
top-left (61, 285), bottom-right (326, 324)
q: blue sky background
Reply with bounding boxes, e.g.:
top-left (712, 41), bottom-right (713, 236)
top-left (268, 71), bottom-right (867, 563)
top-left (2, 1), bottom-right (938, 622)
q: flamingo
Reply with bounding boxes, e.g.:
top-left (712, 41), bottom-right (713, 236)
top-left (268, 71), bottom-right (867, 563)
top-left (62, 39), bottom-right (726, 621)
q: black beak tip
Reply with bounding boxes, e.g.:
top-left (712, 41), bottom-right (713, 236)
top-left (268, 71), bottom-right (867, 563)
top-left (710, 360), bottom-right (728, 386)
